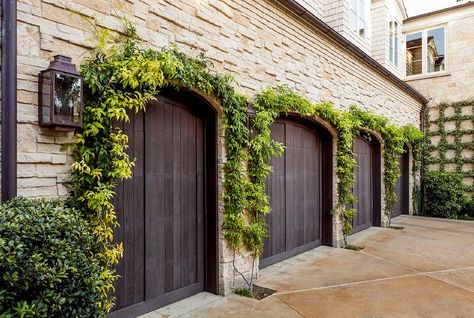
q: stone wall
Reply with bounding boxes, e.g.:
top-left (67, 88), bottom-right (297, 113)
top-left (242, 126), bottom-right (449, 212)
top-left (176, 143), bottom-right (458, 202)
top-left (295, 0), bottom-right (327, 19)
top-left (371, 0), bottom-right (405, 78)
top-left (404, 9), bottom-right (474, 105)
top-left (425, 101), bottom-right (474, 190)
top-left (15, 0), bottom-right (423, 295)
top-left (404, 6), bottom-right (474, 191)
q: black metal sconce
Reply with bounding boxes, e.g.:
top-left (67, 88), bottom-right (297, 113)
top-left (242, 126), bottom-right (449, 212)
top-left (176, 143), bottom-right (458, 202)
top-left (38, 55), bottom-right (83, 131)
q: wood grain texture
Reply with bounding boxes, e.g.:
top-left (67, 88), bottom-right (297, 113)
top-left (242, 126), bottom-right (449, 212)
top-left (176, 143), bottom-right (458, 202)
top-left (393, 148), bottom-right (410, 218)
top-left (353, 137), bottom-right (374, 233)
top-left (110, 92), bottom-right (218, 317)
top-left (261, 118), bottom-right (325, 267)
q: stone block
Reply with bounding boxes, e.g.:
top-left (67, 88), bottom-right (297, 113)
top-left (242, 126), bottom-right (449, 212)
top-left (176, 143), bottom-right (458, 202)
top-left (75, 0), bottom-right (110, 14)
top-left (52, 154), bottom-right (67, 164)
top-left (18, 177), bottom-right (57, 188)
top-left (42, 3), bottom-right (90, 32)
top-left (18, 22), bottom-right (40, 58)
top-left (18, 153), bottom-right (52, 163)
top-left (36, 186), bottom-right (59, 197)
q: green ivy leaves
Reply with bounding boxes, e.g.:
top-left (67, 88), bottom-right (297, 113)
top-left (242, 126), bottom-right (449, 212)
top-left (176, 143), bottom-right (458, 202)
top-left (424, 100), bottom-right (474, 193)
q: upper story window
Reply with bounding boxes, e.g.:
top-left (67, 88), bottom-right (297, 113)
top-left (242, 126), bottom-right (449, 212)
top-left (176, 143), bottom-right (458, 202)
top-left (389, 20), bottom-right (399, 67)
top-left (350, 0), bottom-right (366, 38)
top-left (427, 27), bottom-right (446, 73)
top-left (406, 26), bottom-right (446, 77)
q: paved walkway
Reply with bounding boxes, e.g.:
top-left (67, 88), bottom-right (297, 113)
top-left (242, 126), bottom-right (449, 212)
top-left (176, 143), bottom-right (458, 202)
top-left (143, 216), bottom-right (474, 318)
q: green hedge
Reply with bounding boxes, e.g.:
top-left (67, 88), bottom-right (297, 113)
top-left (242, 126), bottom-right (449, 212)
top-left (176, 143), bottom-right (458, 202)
top-left (460, 198), bottom-right (474, 219)
top-left (424, 172), bottom-right (467, 219)
top-left (0, 198), bottom-right (105, 317)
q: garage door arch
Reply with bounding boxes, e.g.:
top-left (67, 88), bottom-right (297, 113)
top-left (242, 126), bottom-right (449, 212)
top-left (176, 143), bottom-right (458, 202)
top-left (260, 114), bottom-right (334, 268)
top-left (110, 88), bottom-right (218, 318)
top-left (352, 133), bottom-right (382, 234)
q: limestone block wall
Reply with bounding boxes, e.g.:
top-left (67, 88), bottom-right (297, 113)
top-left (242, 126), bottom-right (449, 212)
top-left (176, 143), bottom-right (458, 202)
top-left (404, 6), bottom-right (474, 192)
top-left (15, 0), bottom-right (423, 196)
top-left (14, 0), bottom-right (423, 295)
top-left (371, 0), bottom-right (405, 78)
top-left (404, 8), bottom-right (474, 105)
top-left (425, 102), bottom-right (474, 190)
top-left (295, 0), bottom-right (327, 19)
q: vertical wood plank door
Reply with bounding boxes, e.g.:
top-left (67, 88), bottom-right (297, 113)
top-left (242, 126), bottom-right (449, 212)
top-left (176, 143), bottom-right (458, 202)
top-left (110, 92), bottom-right (217, 318)
top-left (393, 148), bottom-right (410, 218)
top-left (260, 117), bottom-right (331, 268)
top-left (353, 137), bottom-right (374, 233)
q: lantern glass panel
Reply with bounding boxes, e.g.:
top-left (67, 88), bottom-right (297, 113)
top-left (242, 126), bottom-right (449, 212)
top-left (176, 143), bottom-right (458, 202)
top-left (54, 72), bottom-right (82, 125)
top-left (41, 71), bottom-right (52, 125)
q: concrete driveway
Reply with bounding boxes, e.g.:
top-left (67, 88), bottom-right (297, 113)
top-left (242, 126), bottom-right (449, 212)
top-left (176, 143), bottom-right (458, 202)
top-left (143, 216), bottom-right (474, 318)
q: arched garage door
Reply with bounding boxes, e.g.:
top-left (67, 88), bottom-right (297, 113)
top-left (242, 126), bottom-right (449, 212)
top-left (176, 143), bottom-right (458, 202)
top-left (393, 147), bottom-right (410, 218)
top-left (352, 136), bottom-right (382, 234)
top-left (260, 116), bottom-right (333, 268)
top-left (110, 91), bottom-right (217, 318)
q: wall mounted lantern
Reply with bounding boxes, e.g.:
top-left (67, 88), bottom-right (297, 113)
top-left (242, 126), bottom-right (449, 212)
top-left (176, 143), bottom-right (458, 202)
top-left (38, 55), bottom-right (83, 131)
top-left (247, 106), bottom-right (257, 139)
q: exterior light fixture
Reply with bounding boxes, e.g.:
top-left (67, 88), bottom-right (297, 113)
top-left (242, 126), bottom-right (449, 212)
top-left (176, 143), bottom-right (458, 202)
top-left (38, 55), bottom-right (83, 130)
top-left (247, 106), bottom-right (257, 139)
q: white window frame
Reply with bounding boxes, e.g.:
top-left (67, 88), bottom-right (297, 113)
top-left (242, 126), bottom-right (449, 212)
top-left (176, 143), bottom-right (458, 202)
top-left (389, 19), bottom-right (400, 67)
top-left (350, 0), bottom-right (367, 39)
top-left (405, 25), bottom-right (447, 78)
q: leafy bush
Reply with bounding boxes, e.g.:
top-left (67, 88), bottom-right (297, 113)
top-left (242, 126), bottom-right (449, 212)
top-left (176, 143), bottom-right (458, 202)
top-left (0, 198), bottom-right (105, 317)
top-left (424, 172), bottom-right (467, 219)
top-left (460, 198), bottom-right (474, 219)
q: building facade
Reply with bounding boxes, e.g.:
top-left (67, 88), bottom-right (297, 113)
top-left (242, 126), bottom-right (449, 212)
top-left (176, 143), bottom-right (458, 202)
top-left (403, 2), bottom-right (474, 190)
top-left (0, 0), bottom-right (429, 317)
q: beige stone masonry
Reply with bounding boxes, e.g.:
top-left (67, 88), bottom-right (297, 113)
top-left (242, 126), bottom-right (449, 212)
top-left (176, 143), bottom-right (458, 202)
top-left (9, 0), bottom-right (423, 295)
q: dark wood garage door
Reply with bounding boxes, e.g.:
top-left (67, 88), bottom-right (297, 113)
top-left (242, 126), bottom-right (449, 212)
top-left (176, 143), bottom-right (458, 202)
top-left (109, 91), bottom-right (217, 318)
top-left (352, 137), bottom-right (381, 234)
top-left (393, 147), bottom-right (409, 218)
top-left (260, 117), bottom-right (332, 268)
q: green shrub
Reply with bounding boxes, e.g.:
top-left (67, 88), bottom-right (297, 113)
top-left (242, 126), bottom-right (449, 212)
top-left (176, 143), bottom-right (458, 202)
top-left (460, 198), bottom-right (474, 219)
top-left (424, 172), bottom-right (467, 219)
top-left (0, 198), bottom-right (105, 317)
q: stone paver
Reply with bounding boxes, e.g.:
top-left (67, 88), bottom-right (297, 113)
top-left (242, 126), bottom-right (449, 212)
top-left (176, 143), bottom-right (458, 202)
top-left (141, 216), bottom-right (474, 317)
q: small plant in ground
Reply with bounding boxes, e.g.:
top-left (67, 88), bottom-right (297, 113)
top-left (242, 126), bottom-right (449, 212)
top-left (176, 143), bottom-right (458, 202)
top-left (344, 244), bottom-right (364, 251)
top-left (234, 288), bottom-right (253, 298)
top-left (424, 172), bottom-right (467, 218)
top-left (234, 285), bottom-right (276, 300)
top-left (389, 225), bottom-right (405, 230)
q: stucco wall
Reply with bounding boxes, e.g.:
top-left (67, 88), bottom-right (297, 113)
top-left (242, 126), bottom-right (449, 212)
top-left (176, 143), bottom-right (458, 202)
top-left (15, 0), bottom-right (423, 294)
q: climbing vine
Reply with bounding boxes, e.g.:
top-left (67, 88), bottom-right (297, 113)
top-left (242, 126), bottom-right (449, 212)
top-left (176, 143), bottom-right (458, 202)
top-left (349, 107), bottom-right (423, 223)
top-left (247, 90), bottom-right (423, 246)
top-left (424, 100), bottom-right (474, 192)
top-left (249, 87), bottom-right (357, 244)
top-left (70, 23), bottom-right (248, 310)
